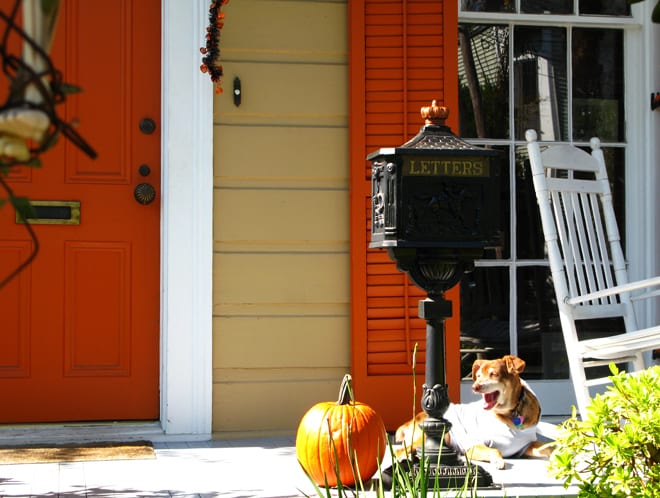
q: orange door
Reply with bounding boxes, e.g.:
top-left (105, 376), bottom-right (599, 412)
top-left (0, 0), bottom-right (160, 423)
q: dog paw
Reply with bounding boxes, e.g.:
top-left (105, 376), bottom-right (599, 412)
top-left (491, 456), bottom-right (506, 470)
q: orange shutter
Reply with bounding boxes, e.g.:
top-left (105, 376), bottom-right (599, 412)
top-left (349, 0), bottom-right (460, 430)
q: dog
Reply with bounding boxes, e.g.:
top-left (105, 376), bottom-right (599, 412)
top-left (395, 355), bottom-right (552, 469)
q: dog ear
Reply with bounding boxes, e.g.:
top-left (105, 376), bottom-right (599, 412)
top-left (504, 355), bottom-right (526, 374)
top-left (471, 359), bottom-right (486, 380)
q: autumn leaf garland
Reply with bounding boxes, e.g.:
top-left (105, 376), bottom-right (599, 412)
top-left (200, 0), bottom-right (228, 94)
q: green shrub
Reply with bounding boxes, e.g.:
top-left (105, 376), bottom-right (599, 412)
top-left (550, 364), bottom-right (660, 497)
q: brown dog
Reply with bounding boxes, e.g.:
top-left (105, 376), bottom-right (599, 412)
top-left (395, 355), bottom-right (552, 469)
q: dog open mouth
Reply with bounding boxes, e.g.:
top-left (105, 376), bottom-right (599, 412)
top-left (482, 390), bottom-right (500, 410)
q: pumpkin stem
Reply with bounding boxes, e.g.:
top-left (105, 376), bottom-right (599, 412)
top-left (337, 374), bottom-right (354, 405)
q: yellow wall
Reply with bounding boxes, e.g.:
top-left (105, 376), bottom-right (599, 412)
top-left (212, 0), bottom-right (350, 438)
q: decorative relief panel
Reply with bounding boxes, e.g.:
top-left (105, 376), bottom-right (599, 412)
top-left (0, 242), bottom-right (32, 377)
top-left (64, 241), bottom-right (131, 377)
top-left (63, 0), bottom-right (130, 184)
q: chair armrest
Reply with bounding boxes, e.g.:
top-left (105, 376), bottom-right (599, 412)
top-left (565, 276), bottom-right (660, 306)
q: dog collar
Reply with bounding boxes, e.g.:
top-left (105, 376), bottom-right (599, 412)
top-left (511, 389), bottom-right (526, 428)
top-left (512, 415), bottom-right (525, 428)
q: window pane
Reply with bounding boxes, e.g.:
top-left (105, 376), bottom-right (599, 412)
top-left (572, 29), bottom-right (624, 142)
top-left (461, 0), bottom-right (514, 13)
top-left (489, 145), bottom-right (510, 259)
top-left (579, 0), bottom-right (630, 16)
top-left (516, 267), bottom-right (567, 380)
top-left (515, 146), bottom-right (546, 259)
top-left (458, 25), bottom-right (510, 139)
top-left (521, 0), bottom-right (572, 14)
top-left (514, 26), bottom-right (568, 141)
top-left (580, 147), bottom-right (626, 239)
top-left (460, 267), bottom-right (510, 379)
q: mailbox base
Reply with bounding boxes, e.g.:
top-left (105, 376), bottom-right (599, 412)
top-left (380, 454), bottom-right (494, 491)
top-left (412, 415), bottom-right (494, 489)
top-left (412, 460), bottom-right (494, 490)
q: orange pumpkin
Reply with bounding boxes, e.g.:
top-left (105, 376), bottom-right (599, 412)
top-left (296, 374), bottom-right (387, 487)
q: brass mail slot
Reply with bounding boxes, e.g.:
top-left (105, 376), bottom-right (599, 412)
top-left (15, 200), bottom-right (80, 225)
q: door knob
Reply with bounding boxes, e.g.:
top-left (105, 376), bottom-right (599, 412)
top-left (134, 183), bottom-right (156, 205)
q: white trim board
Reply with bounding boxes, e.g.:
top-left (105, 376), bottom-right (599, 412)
top-left (159, 0), bottom-right (214, 438)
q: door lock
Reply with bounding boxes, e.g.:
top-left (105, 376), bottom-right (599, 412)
top-left (139, 118), bottom-right (156, 135)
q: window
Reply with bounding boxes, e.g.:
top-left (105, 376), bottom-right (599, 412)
top-left (457, 1), bottom-right (631, 410)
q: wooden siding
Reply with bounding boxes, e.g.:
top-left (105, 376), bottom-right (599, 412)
top-left (212, 0), bottom-right (349, 438)
top-left (350, 0), bottom-right (461, 430)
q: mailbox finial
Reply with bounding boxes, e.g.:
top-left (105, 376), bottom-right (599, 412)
top-left (421, 100), bottom-right (449, 125)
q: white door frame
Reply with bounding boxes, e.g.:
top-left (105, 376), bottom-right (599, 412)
top-left (160, 0), bottom-right (214, 438)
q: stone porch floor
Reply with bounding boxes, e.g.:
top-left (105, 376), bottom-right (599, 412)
top-left (0, 436), bottom-right (579, 497)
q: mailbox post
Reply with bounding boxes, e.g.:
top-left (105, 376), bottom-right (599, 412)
top-left (368, 101), bottom-right (500, 487)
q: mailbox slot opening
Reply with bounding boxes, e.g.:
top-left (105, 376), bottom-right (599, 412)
top-left (15, 200), bottom-right (81, 225)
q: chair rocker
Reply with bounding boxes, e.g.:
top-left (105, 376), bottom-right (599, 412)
top-left (526, 129), bottom-right (660, 419)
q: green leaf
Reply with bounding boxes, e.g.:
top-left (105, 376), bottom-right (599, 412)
top-left (40, 0), bottom-right (60, 16)
top-left (10, 196), bottom-right (34, 220)
top-left (59, 82), bottom-right (82, 95)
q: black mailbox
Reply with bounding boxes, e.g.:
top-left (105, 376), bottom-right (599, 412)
top-left (369, 100), bottom-right (500, 253)
top-left (369, 101), bottom-right (500, 488)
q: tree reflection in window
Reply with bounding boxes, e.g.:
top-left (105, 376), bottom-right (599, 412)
top-left (458, 25), bottom-right (509, 139)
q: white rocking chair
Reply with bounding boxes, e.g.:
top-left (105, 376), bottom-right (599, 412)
top-left (526, 129), bottom-right (660, 419)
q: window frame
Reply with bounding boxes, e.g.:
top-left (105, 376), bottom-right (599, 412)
top-left (457, 1), bottom-right (651, 413)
